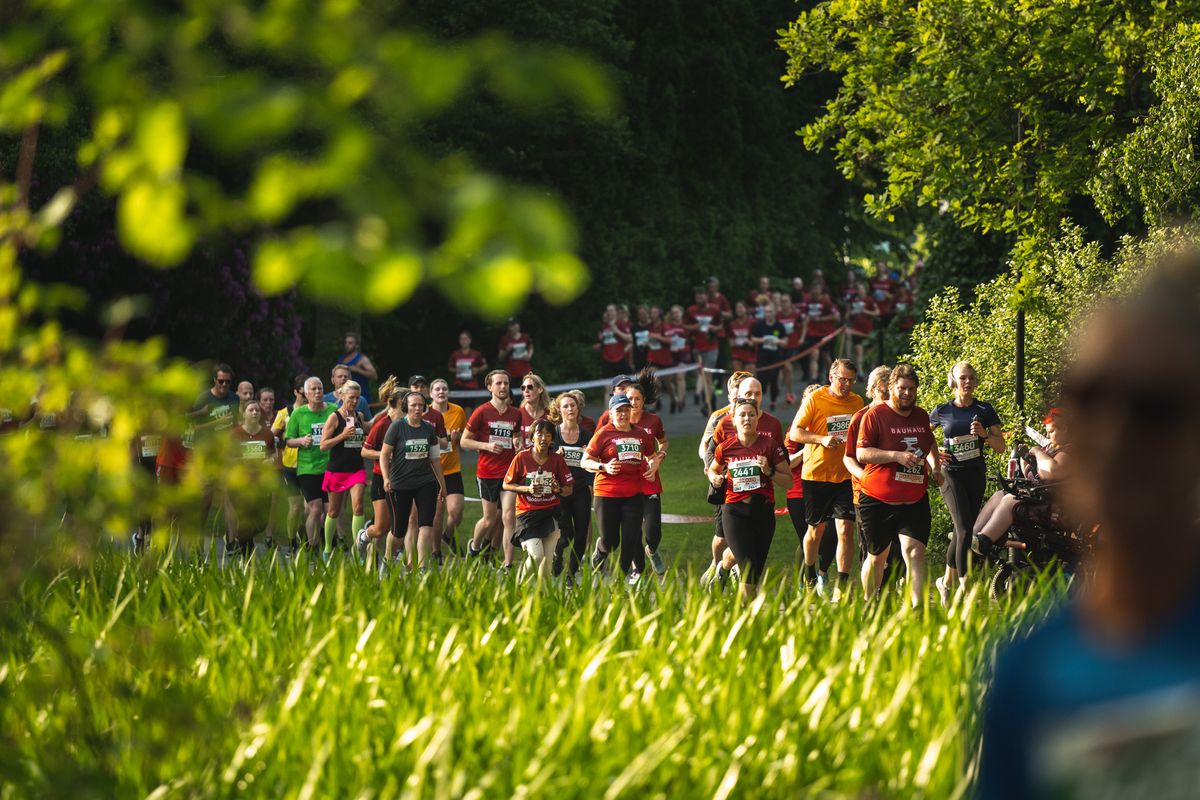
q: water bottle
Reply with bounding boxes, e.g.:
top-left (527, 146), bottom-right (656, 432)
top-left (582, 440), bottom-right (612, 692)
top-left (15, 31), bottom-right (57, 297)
top-left (1007, 445), bottom-right (1020, 479)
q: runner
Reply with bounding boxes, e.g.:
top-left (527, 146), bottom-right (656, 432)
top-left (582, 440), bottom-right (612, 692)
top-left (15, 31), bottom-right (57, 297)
top-left (662, 305), bottom-right (691, 413)
top-left (930, 361), bottom-right (1003, 604)
top-left (503, 418), bottom-right (574, 581)
top-left (784, 383), bottom-right (836, 583)
top-left (698, 371), bottom-right (755, 588)
top-left (283, 377), bottom-right (333, 552)
top-left (358, 376), bottom-right (402, 565)
top-left (706, 276), bottom-right (733, 322)
top-left (708, 398), bottom-right (792, 598)
top-left (802, 288), bottom-right (841, 383)
top-left (429, 378), bottom-right (466, 555)
top-left (626, 370), bottom-right (669, 577)
top-left (841, 366), bottom-right (897, 586)
top-left (550, 391), bottom-right (594, 579)
top-left (751, 302), bottom-right (788, 412)
top-left (583, 393), bottom-right (661, 583)
top-left (236, 380), bottom-right (255, 410)
top-left (748, 276), bottom-right (772, 319)
top-left (448, 330), bottom-right (488, 393)
top-left (518, 373), bottom-right (550, 440)
top-left (256, 387), bottom-right (276, 430)
top-left (324, 364), bottom-right (371, 418)
top-left (337, 331), bottom-right (378, 400)
top-left (461, 370), bottom-right (523, 568)
top-left (685, 286), bottom-right (722, 415)
top-left (597, 304), bottom-right (633, 377)
top-left (567, 389), bottom-right (596, 431)
top-left (727, 300), bottom-right (757, 373)
top-left (777, 294), bottom-right (804, 404)
top-left (132, 426), bottom-right (162, 553)
top-left (789, 358), bottom-right (864, 597)
top-left (595, 373), bottom-right (632, 429)
top-left (854, 364), bottom-right (942, 606)
top-left (498, 317), bottom-right (534, 380)
top-left (631, 305), bottom-right (654, 371)
top-left (189, 364), bottom-right (239, 540)
top-left (228, 399), bottom-right (278, 557)
top-left (845, 283), bottom-right (880, 368)
top-left (271, 375), bottom-right (307, 552)
top-left (319, 380), bottom-right (368, 562)
top-left (380, 390), bottom-right (447, 571)
top-left (645, 306), bottom-right (674, 405)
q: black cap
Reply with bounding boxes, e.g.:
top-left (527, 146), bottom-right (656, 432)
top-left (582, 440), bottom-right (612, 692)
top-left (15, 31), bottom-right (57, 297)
top-left (611, 374), bottom-right (633, 389)
top-left (407, 374), bottom-right (428, 387)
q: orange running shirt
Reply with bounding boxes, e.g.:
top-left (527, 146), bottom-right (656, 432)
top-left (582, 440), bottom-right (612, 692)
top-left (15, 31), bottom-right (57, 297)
top-left (793, 385), bottom-right (864, 483)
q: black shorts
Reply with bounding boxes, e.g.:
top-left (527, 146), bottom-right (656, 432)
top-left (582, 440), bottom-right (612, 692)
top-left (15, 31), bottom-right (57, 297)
top-left (803, 335), bottom-right (826, 353)
top-left (477, 476), bottom-right (505, 503)
top-left (858, 494), bottom-right (931, 555)
top-left (297, 472), bottom-right (325, 503)
top-left (444, 471), bottom-right (465, 497)
top-left (280, 466), bottom-right (301, 493)
top-left (802, 480), bottom-right (855, 525)
top-left (388, 482), bottom-right (439, 530)
top-left (370, 472), bottom-right (386, 503)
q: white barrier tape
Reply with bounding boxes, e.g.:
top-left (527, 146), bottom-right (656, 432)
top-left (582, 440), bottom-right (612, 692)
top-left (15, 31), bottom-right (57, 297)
top-left (450, 363), bottom-right (701, 400)
top-left (462, 495), bottom-right (715, 525)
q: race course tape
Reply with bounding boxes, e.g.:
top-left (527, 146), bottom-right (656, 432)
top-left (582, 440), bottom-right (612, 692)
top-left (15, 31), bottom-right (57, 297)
top-left (450, 363), bottom-right (701, 400)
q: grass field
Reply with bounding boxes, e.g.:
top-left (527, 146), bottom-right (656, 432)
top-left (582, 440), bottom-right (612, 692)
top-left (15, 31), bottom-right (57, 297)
top-left (0, 432), bottom-right (1058, 798)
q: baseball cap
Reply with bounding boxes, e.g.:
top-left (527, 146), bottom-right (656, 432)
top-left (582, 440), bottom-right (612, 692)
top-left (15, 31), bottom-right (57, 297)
top-left (608, 394), bottom-right (632, 411)
top-left (611, 374), bottom-right (633, 389)
top-left (407, 374), bottom-right (428, 387)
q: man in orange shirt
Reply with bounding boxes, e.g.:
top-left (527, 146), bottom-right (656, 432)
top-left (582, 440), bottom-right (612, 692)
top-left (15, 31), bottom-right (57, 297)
top-left (789, 358), bottom-right (864, 597)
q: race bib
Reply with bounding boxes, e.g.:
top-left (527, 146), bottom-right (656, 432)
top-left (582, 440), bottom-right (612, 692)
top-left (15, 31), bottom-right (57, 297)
top-left (511, 342), bottom-right (528, 360)
top-left (851, 301), bottom-right (865, 315)
top-left (310, 422), bottom-right (324, 446)
top-left (781, 320), bottom-right (795, 334)
top-left (559, 445), bottom-right (584, 468)
top-left (895, 463), bottom-right (926, 484)
top-left (895, 302), bottom-right (909, 312)
top-left (182, 426), bottom-right (196, 449)
top-left (634, 330), bottom-right (650, 347)
top-left (602, 330), bottom-right (617, 345)
top-left (140, 435), bottom-right (161, 458)
top-left (671, 335), bottom-right (687, 351)
top-left (241, 439), bottom-right (268, 460)
top-left (808, 303), bottom-right (822, 317)
top-left (344, 425), bottom-right (364, 450)
top-left (733, 332), bottom-right (748, 346)
top-left (528, 469), bottom-right (555, 499)
top-left (39, 413), bottom-right (57, 429)
top-left (762, 334), bottom-right (780, 350)
top-left (647, 338), bottom-right (662, 351)
top-left (615, 437), bottom-right (643, 462)
top-left (947, 434), bottom-right (980, 462)
top-left (873, 288), bottom-right (888, 302)
top-left (0, 408), bottom-right (12, 423)
top-left (729, 457), bottom-right (762, 493)
top-left (826, 414), bottom-right (852, 438)
top-left (405, 438), bottom-right (430, 460)
top-left (455, 359), bottom-right (473, 380)
top-left (488, 421), bottom-right (515, 449)
top-left (695, 315), bottom-right (712, 332)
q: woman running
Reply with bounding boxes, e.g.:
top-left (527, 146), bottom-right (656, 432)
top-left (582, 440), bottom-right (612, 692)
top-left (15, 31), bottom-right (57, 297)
top-left (449, 330), bottom-right (488, 393)
top-left (319, 380), bottom-right (368, 562)
top-left (777, 294), bottom-right (804, 404)
top-left (272, 374), bottom-right (307, 552)
top-left (751, 302), bottom-right (788, 412)
top-left (626, 370), bottom-right (670, 577)
top-left (228, 399), bottom-right (278, 557)
top-left (519, 373), bottom-right (550, 441)
top-left (358, 376), bottom-right (402, 565)
top-left (549, 391), bottom-right (594, 580)
top-left (662, 305), bottom-right (691, 414)
top-left (708, 398), bottom-right (792, 598)
top-left (582, 394), bottom-right (661, 583)
top-left (283, 377), bottom-right (333, 553)
top-left (631, 305), bottom-right (654, 372)
top-left (380, 390), bottom-right (447, 571)
top-left (430, 378), bottom-right (467, 555)
top-left (727, 300), bottom-right (757, 373)
top-left (503, 419), bottom-right (574, 581)
top-left (930, 361), bottom-right (1004, 602)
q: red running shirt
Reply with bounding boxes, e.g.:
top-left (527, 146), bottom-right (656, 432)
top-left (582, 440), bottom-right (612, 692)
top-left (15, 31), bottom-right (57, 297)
top-left (804, 298), bottom-right (840, 338)
top-left (727, 318), bottom-right (756, 363)
top-left (784, 436), bottom-right (806, 500)
top-left (504, 449), bottom-right (574, 515)
top-left (466, 402), bottom-right (523, 479)
top-left (712, 435), bottom-right (788, 504)
top-left (364, 413), bottom-right (391, 476)
top-left (843, 404), bottom-right (872, 504)
top-left (448, 349), bottom-right (485, 389)
top-left (599, 321), bottom-right (631, 364)
top-left (713, 410), bottom-right (786, 451)
top-left (686, 303), bottom-right (722, 352)
top-left (646, 321), bottom-right (673, 366)
top-left (500, 334), bottom-right (533, 379)
top-left (634, 411), bottom-right (666, 494)
top-left (586, 424), bottom-right (658, 498)
top-left (857, 403), bottom-right (935, 504)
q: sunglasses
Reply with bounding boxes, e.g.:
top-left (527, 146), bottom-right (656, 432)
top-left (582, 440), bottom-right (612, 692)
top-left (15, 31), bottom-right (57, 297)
top-left (216, 378), bottom-right (232, 385)
top-left (521, 385), bottom-right (536, 391)
top-left (1062, 378), bottom-right (1186, 424)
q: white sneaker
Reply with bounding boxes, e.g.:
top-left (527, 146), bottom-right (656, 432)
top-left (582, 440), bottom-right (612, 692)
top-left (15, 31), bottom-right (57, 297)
top-left (815, 574), bottom-right (829, 600)
top-left (935, 576), bottom-right (950, 608)
top-left (626, 571), bottom-right (641, 586)
top-left (355, 528), bottom-right (370, 561)
top-left (700, 563), bottom-right (718, 588)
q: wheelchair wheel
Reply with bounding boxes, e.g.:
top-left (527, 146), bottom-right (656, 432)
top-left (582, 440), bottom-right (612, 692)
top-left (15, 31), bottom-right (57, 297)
top-left (989, 562), bottom-right (1016, 600)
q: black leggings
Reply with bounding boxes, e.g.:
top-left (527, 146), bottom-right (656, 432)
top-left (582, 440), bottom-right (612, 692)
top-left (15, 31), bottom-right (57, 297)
top-left (786, 497), bottom-right (837, 573)
top-left (643, 493), bottom-right (662, 553)
top-left (721, 495), bottom-right (776, 584)
top-left (940, 469), bottom-right (987, 574)
top-left (555, 482), bottom-right (593, 573)
top-left (388, 483), bottom-right (438, 532)
top-left (595, 494), bottom-right (646, 576)
top-left (757, 365), bottom-right (780, 403)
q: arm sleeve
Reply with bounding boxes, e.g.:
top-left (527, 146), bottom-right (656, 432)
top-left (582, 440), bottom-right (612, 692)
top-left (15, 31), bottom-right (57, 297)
top-left (857, 409), bottom-right (878, 450)
top-left (382, 420), bottom-right (400, 448)
top-left (285, 412), bottom-right (300, 439)
top-left (503, 454), bottom-right (521, 485)
top-left (796, 394), bottom-right (816, 433)
top-left (983, 403), bottom-right (1002, 429)
top-left (466, 407), bottom-right (484, 438)
top-left (584, 430), bottom-right (604, 460)
top-left (844, 417), bottom-right (860, 460)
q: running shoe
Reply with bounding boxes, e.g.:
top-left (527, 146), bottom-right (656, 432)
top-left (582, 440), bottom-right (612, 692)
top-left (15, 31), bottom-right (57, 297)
top-left (551, 554), bottom-right (564, 576)
top-left (785, 392), bottom-right (796, 405)
top-left (433, 550), bottom-right (444, 567)
top-left (646, 546), bottom-right (666, 576)
top-left (590, 547), bottom-right (609, 573)
top-left (934, 575), bottom-right (950, 608)
top-left (321, 550), bottom-right (333, 565)
top-left (815, 574), bottom-right (828, 599)
top-left (971, 533), bottom-right (993, 559)
top-left (699, 562), bottom-right (717, 588)
top-left (355, 528), bottom-right (370, 561)
top-left (131, 531), bottom-right (146, 555)
top-left (626, 571), bottom-right (641, 586)
top-left (467, 541), bottom-right (484, 558)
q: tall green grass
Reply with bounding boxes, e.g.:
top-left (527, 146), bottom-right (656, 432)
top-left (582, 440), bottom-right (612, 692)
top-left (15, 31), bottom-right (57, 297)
top-left (0, 546), bottom-right (1065, 798)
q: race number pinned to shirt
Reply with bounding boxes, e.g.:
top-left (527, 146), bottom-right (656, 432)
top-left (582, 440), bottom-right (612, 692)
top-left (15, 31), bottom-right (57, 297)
top-left (488, 421), bottom-right (515, 449)
top-left (695, 315), bottom-right (712, 332)
top-left (455, 359), bottom-right (473, 380)
top-left (528, 469), bottom-right (555, 500)
top-left (241, 439), bottom-right (268, 460)
top-left (511, 342), bottom-right (528, 360)
top-left (947, 434), bottom-right (980, 462)
top-left (895, 437), bottom-right (926, 484)
top-left (405, 438), bottom-right (430, 460)
top-left (634, 330), bottom-right (650, 347)
top-left (827, 414), bottom-right (852, 439)
top-left (601, 330), bottom-right (617, 345)
top-left (310, 422), bottom-right (324, 446)
top-left (559, 445), bottom-right (584, 468)
top-left (781, 320), bottom-right (795, 335)
top-left (762, 334), bottom-right (781, 351)
top-left (615, 437), bottom-right (643, 462)
top-left (671, 335), bottom-right (687, 351)
top-left (140, 435), bottom-right (161, 459)
top-left (729, 457), bottom-right (762, 493)
top-left (343, 423), bottom-right (364, 450)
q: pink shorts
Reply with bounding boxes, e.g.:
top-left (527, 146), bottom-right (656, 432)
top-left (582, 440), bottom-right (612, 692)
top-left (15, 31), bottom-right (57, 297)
top-left (322, 470), bottom-right (367, 493)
